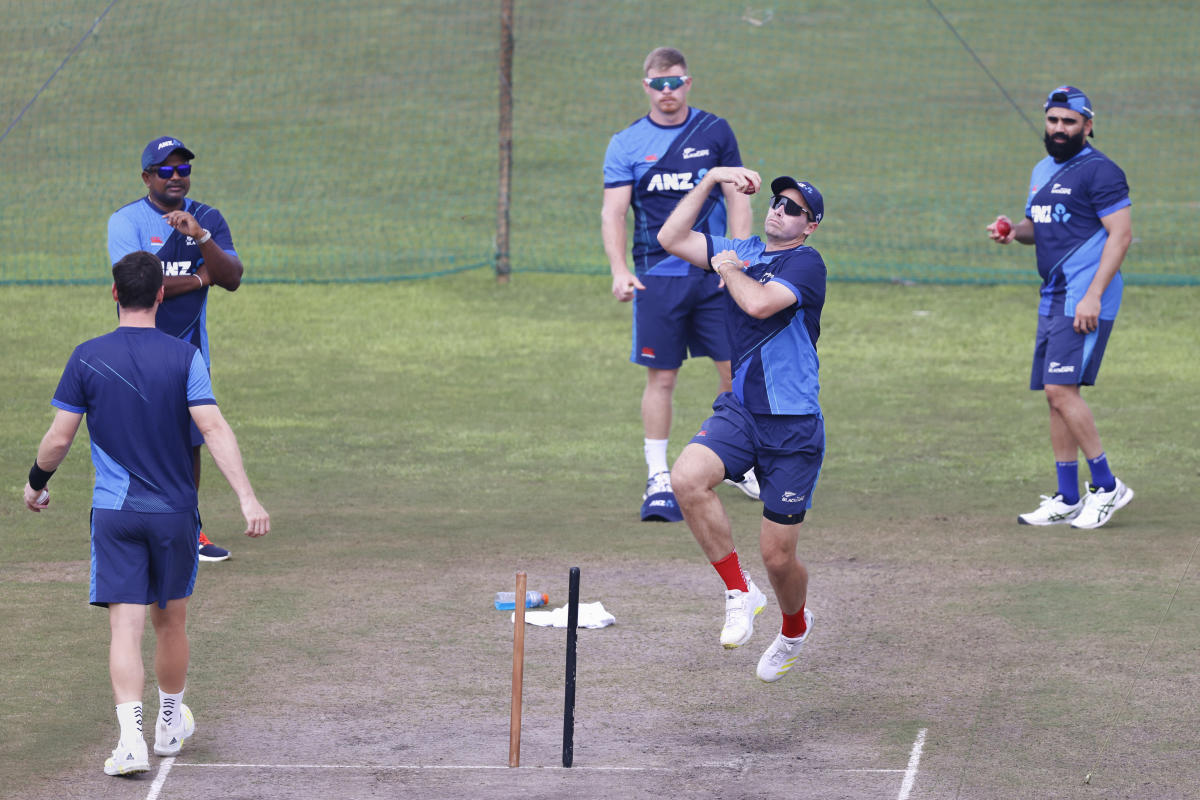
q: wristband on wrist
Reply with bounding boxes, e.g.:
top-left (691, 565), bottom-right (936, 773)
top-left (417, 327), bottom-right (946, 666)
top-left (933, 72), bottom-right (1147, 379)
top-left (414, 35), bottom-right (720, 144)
top-left (716, 259), bottom-right (740, 276)
top-left (195, 273), bottom-right (205, 288)
top-left (29, 461), bottom-right (55, 491)
top-left (196, 229), bottom-right (212, 245)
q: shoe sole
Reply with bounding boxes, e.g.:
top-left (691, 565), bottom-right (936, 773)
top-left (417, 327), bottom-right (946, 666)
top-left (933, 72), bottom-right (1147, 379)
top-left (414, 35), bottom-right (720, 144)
top-left (104, 759), bottom-right (150, 776)
top-left (721, 592), bottom-right (768, 649)
top-left (1070, 487), bottom-right (1134, 530)
top-left (1017, 512), bottom-right (1080, 526)
top-left (198, 550), bottom-right (231, 562)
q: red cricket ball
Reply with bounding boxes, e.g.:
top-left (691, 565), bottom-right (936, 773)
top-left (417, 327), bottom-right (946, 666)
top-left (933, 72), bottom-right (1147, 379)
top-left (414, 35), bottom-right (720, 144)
top-left (995, 218), bottom-right (1012, 238)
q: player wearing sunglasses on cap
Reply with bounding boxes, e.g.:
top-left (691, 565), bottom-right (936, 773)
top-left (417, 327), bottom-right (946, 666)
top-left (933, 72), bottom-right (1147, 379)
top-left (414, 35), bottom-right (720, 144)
top-left (986, 86), bottom-right (1134, 531)
top-left (107, 137), bottom-right (247, 563)
top-left (657, 165), bottom-right (826, 682)
top-left (602, 47), bottom-right (756, 523)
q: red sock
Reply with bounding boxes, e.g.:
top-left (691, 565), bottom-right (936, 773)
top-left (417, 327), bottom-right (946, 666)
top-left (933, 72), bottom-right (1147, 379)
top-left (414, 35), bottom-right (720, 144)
top-left (781, 607), bottom-right (807, 638)
top-left (711, 551), bottom-right (748, 592)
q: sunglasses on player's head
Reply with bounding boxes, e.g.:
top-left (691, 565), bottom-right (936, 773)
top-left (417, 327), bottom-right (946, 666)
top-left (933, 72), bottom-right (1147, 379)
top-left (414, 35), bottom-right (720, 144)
top-left (643, 75), bottom-right (688, 91)
top-left (150, 164), bottom-right (192, 179)
top-left (770, 194), bottom-right (811, 217)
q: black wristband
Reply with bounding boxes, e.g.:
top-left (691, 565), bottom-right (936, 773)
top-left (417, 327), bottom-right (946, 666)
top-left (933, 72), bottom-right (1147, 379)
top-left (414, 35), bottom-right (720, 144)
top-left (29, 461), bottom-right (55, 491)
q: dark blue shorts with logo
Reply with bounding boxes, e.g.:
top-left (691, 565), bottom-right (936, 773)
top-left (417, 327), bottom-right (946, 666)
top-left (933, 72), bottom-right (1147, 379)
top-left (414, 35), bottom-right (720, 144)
top-left (1030, 313), bottom-right (1114, 389)
top-left (690, 392), bottom-right (824, 525)
top-left (630, 270), bottom-right (731, 369)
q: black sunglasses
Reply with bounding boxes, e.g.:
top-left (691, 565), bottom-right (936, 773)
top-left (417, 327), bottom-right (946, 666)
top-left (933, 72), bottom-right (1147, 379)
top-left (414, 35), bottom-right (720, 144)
top-left (770, 194), bottom-right (810, 217)
top-left (150, 164), bottom-right (192, 179)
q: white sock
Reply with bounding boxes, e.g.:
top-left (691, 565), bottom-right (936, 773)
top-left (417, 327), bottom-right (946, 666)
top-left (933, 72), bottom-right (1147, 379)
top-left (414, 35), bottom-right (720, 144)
top-left (644, 438), bottom-right (669, 477)
top-left (158, 687), bottom-right (185, 730)
top-left (115, 701), bottom-right (143, 745)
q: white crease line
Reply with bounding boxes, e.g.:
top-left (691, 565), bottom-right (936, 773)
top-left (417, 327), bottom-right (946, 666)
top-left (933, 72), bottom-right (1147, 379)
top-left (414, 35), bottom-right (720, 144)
top-left (897, 728), bottom-right (928, 800)
top-left (168, 761), bottom-right (912, 774)
top-left (145, 756), bottom-right (174, 800)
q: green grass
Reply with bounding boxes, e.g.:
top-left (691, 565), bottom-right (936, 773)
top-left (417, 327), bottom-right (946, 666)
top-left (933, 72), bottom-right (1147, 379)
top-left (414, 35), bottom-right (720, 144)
top-left (1, 277), bottom-right (1198, 798)
top-left (1, 0), bottom-right (1198, 283)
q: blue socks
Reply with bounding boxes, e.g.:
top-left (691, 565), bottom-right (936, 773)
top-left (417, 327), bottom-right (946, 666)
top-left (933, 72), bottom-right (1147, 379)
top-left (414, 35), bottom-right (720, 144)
top-left (1056, 461), bottom-right (1080, 504)
top-left (1086, 453), bottom-right (1116, 492)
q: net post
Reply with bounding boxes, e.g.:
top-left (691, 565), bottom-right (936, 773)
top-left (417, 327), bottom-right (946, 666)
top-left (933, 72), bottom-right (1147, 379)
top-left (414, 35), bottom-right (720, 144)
top-left (495, 0), bottom-right (514, 283)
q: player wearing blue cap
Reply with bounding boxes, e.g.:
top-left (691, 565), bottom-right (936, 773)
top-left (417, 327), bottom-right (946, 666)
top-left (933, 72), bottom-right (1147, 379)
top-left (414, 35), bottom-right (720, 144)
top-left (23, 251), bottom-right (269, 776)
top-left (108, 137), bottom-right (245, 561)
top-left (658, 166), bottom-right (825, 683)
top-left (987, 86), bottom-right (1134, 529)
top-left (602, 48), bottom-right (758, 523)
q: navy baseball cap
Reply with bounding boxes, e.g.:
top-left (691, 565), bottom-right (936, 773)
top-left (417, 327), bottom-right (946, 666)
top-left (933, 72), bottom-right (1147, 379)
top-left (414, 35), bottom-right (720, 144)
top-left (1044, 85), bottom-right (1095, 136)
top-left (770, 176), bottom-right (824, 223)
top-left (141, 136), bottom-right (195, 169)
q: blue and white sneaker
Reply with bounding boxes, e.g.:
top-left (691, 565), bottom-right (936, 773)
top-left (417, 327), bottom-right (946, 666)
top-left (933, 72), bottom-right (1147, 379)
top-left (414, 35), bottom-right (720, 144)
top-left (641, 471), bottom-right (683, 522)
top-left (198, 531), bottom-right (231, 562)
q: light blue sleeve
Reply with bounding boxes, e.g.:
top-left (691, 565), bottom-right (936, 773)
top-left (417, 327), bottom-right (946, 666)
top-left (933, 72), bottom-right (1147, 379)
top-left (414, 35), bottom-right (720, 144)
top-left (107, 210), bottom-right (141, 265)
top-left (186, 350), bottom-right (216, 406)
top-left (603, 134), bottom-right (634, 187)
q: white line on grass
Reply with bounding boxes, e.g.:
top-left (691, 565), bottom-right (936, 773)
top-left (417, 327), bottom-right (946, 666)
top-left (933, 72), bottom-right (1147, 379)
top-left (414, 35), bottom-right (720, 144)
top-left (897, 728), bottom-right (928, 800)
top-left (168, 761), bottom-right (914, 774)
top-left (145, 756), bottom-right (174, 800)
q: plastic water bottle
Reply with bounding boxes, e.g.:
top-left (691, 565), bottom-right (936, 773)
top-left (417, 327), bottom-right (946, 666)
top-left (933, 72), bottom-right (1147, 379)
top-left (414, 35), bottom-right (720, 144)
top-left (494, 591), bottom-right (549, 610)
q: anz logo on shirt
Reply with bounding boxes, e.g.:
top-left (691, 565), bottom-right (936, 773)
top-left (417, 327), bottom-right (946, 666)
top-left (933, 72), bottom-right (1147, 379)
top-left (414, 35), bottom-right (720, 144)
top-left (1030, 204), bottom-right (1071, 224)
top-left (162, 260), bottom-right (194, 276)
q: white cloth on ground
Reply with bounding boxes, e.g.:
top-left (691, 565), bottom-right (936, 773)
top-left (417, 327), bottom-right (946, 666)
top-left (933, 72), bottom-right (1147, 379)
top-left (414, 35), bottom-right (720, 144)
top-left (511, 601), bottom-right (615, 628)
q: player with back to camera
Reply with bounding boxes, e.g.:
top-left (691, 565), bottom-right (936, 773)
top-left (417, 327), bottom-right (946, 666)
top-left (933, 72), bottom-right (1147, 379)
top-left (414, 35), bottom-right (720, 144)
top-left (602, 47), bottom-right (759, 523)
top-left (108, 136), bottom-right (244, 562)
top-left (23, 251), bottom-right (269, 776)
top-left (658, 165), bottom-right (826, 683)
top-left (987, 86), bottom-right (1134, 530)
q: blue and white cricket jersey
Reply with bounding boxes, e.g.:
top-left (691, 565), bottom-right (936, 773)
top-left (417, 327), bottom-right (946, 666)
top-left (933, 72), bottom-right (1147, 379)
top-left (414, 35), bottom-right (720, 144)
top-left (1024, 146), bottom-right (1130, 319)
top-left (604, 108), bottom-right (743, 277)
top-left (51, 327), bottom-right (216, 512)
top-left (705, 234), bottom-right (826, 416)
top-left (107, 198), bottom-right (237, 365)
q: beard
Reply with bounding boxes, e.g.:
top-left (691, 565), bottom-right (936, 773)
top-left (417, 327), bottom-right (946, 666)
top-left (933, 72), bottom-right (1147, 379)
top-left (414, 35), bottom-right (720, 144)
top-left (1043, 129), bottom-right (1087, 162)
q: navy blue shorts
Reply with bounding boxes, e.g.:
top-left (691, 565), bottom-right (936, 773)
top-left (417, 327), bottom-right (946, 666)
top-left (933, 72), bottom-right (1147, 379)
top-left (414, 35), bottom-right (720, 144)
top-left (690, 392), bottom-right (824, 524)
top-left (630, 270), bottom-right (731, 369)
top-left (1030, 314), bottom-right (1114, 389)
top-left (90, 509), bottom-right (200, 609)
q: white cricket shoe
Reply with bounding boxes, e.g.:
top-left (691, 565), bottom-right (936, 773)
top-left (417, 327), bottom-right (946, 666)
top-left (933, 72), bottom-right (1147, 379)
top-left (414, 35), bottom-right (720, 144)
top-left (757, 608), bottom-right (814, 683)
top-left (104, 737), bottom-right (149, 776)
top-left (1018, 493), bottom-right (1084, 526)
top-left (720, 579), bottom-right (768, 649)
top-left (723, 470), bottom-right (761, 500)
top-left (153, 704), bottom-right (195, 756)
top-left (1071, 479), bottom-right (1134, 530)
top-left (642, 470), bottom-right (673, 500)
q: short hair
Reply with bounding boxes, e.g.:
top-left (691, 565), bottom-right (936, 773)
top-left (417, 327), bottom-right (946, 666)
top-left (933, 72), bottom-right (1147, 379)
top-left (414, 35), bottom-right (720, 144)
top-left (112, 251), bottom-right (164, 310)
top-left (643, 47), bottom-right (687, 76)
